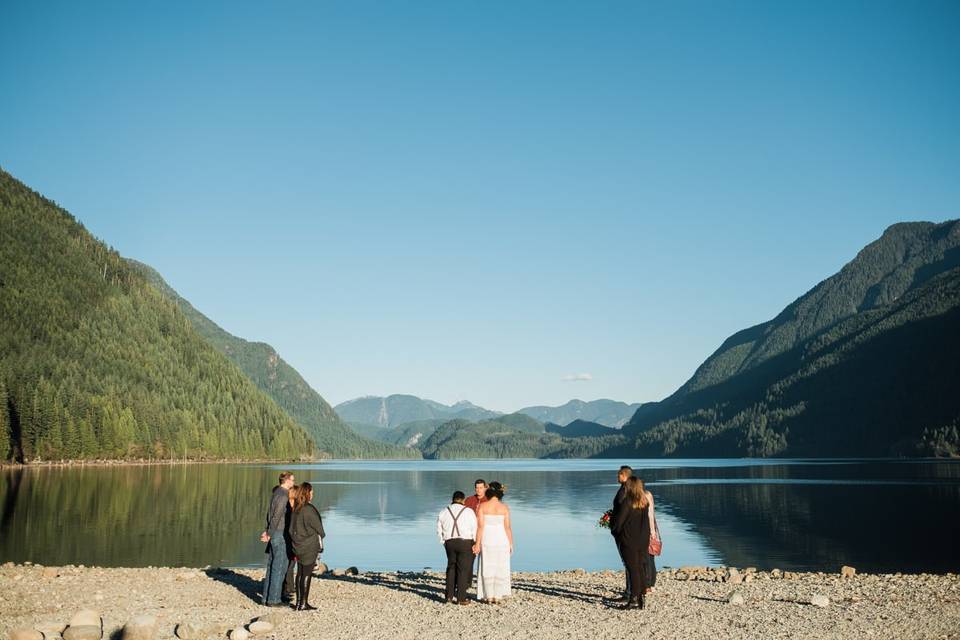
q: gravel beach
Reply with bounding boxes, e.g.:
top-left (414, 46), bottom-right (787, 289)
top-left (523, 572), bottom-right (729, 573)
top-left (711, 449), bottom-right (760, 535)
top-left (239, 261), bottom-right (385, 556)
top-left (2, 563), bottom-right (958, 640)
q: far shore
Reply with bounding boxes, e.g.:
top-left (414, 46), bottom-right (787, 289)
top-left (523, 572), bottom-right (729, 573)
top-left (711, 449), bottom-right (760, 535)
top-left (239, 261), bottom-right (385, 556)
top-left (2, 563), bottom-right (958, 639)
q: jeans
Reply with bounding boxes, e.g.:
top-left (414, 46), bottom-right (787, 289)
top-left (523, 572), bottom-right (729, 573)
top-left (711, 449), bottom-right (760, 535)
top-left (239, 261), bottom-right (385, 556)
top-left (262, 529), bottom-right (289, 604)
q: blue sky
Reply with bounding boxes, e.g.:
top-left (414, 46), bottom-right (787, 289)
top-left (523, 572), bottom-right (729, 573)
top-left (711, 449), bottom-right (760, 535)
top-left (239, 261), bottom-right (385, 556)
top-left (2, 1), bottom-right (958, 411)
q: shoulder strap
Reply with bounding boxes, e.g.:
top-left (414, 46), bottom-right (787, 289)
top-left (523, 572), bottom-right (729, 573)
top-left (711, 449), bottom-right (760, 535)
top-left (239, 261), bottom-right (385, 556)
top-left (446, 505), bottom-right (467, 537)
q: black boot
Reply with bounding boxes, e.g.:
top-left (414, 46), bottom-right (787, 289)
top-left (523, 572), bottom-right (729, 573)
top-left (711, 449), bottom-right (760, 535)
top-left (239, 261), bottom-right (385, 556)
top-left (293, 576), bottom-right (302, 610)
top-left (300, 574), bottom-right (317, 611)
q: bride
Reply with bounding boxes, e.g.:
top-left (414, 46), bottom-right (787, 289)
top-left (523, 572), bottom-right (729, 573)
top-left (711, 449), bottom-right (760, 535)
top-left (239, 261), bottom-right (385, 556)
top-left (472, 481), bottom-right (513, 604)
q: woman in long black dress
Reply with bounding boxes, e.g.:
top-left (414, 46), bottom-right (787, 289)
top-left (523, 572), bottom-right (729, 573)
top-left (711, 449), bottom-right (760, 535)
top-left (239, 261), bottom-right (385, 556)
top-left (611, 476), bottom-right (650, 610)
top-left (290, 481), bottom-right (325, 611)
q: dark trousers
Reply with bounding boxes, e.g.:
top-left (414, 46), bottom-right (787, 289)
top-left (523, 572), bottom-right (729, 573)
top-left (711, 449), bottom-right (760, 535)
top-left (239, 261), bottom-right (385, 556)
top-left (444, 538), bottom-right (474, 601)
top-left (614, 535), bottom-right (630, 594)
top-left (622, 541), bottom-right (650, 599)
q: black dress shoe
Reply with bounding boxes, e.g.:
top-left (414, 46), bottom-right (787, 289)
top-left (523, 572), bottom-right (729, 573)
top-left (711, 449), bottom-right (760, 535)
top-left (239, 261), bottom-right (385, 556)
top-left (611, 595), bottom-right (630, 604)
top-left (301, 603), bottom-right (318, 611)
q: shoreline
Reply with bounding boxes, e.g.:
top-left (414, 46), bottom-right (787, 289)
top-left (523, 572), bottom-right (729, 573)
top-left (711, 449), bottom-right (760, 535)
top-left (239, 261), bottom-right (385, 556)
top-left (2, 564), bottom-right (958, 639)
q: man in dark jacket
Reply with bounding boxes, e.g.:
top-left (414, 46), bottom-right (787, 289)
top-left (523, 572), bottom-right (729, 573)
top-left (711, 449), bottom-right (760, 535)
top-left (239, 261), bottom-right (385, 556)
top-left (260, 471), bottom-right (295, 607)
top-left (611, 465), bottom-right (632, 602)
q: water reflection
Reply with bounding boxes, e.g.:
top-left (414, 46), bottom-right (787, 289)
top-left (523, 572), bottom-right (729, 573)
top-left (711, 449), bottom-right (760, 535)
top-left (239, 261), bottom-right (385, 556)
top-left (1, 460), bottom-right (957, 573)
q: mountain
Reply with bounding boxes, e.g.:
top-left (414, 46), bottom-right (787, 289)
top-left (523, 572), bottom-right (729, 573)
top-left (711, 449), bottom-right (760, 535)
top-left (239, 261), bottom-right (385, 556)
top-left (624, 220), bottom-right (960, 457)
top-left (418, 413), bottom-right (625, 459)
top-left (546, 419), bottom-right (617, 438)
top-left (0, 168), bottom-right (314, 462)
top-left (517, 399), bottom-right (642, 428)
top-left (335, 395), bottom-right (501, 429)
top-left (130, 261), bottom-right (417, 459)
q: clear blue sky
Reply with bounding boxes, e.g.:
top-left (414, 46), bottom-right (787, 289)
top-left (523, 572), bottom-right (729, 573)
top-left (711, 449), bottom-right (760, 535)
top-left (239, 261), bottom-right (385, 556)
top-left (2, 1), bottom-right (958, 412)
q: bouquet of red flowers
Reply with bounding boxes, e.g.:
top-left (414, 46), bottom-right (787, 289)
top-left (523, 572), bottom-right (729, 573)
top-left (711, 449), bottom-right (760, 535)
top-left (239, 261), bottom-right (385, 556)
top-left (597, 509), bottom-right (613, 529)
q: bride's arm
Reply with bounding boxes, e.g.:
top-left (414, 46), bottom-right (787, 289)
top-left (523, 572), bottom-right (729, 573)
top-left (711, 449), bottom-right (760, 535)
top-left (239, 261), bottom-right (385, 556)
top-left (472, 509), bottom-right (485, 554)
top-left (505, 508), bottom-right (513, 554)
top-left (647, 491), bottom-right (658, 539)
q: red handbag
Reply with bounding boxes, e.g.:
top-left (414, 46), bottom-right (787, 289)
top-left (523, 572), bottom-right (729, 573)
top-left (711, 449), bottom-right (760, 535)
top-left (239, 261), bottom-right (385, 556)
top-left (648, 513), bottom-right (662, 556)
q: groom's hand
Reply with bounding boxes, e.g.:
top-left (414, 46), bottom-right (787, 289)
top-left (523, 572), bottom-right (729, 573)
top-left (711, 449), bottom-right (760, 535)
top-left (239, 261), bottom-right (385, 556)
top-left (260, 532), bottom-right (270, 543)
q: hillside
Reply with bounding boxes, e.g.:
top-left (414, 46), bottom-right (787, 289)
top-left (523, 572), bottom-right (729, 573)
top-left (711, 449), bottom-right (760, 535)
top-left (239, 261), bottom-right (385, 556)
top-left (131, 262), bottom-right (417, 459)
top-left (624, 220), bottom-right (960, 457)
top-left (0, 169), bottom-right (314, 461)
top-left (335, 395), bottom-right (501, 429)
top-left (517, 399), bottom-right (641, 428)
top-left (418, 414), bottom-right (624, 459)
top-left (546, 419), bottom-right (617, 438)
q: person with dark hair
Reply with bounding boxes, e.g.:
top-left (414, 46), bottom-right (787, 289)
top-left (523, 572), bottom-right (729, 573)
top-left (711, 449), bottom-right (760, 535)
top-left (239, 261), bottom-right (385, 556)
top-left (611, 476), bottom-right (651, 610)
top-left (463, 479), bottom-right (488, 515)
top-left (282, 484), bottom-right (300, 604)
top-left (436, 490), bottom-right (478, 604)
top-left (472, 481), bottom-right (513, 603)
top-left (611, 465), bottom-right (632, 602)
top-left (260, 471), bottom-right (295, 607)
top-left (290, 481), bottom-right (325, 611)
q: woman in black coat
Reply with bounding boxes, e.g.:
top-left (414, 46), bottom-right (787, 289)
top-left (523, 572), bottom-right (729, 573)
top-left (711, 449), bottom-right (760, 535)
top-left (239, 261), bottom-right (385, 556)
top-left (611, 476), bottom-right (650, 610)
top-left (290, 481), bottom-right (325, 611)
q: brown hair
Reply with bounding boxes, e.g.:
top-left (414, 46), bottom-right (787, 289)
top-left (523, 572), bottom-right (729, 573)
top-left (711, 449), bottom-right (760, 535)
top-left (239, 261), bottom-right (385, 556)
top-left (293, 481), bottom-right (313, 512)
top-left (625, 476), bottom-right (649, 510)
top-left (288, 484), bottom-right (299, 507)
top-left (279, 471), bottom-right (294, 484)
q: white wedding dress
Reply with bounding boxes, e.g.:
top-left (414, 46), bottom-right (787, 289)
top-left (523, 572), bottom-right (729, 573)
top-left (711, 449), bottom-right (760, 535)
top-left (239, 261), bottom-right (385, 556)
top-left (477, 514), bottom-right (511, 599)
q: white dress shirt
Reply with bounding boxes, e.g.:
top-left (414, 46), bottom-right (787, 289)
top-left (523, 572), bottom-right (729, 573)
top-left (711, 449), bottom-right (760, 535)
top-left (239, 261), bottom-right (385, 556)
top-left (436, 503), bottom-right (478, 543)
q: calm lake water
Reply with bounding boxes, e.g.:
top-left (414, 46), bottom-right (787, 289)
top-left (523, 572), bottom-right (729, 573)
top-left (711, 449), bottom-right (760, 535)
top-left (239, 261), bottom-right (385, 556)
top-left (2, 459), bottom-right (958, 573)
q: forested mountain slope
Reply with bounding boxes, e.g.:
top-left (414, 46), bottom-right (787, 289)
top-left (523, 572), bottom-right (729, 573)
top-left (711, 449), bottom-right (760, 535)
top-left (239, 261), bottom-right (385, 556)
top-left (131, 262), bottom-right (418, 459)
top-left (624, 220), bottom-right (960, 457)
top-left (0, 169), bottom-right (314, 461)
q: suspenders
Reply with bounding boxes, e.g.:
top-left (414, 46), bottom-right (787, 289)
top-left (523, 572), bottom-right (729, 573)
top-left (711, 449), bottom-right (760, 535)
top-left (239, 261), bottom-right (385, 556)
top-left (446, 505), bottom-right (467, 539)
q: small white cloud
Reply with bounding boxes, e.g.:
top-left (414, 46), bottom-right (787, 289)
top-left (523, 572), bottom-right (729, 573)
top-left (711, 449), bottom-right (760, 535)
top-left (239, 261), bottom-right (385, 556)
top-left (562, 373), bottom-right (593, 382)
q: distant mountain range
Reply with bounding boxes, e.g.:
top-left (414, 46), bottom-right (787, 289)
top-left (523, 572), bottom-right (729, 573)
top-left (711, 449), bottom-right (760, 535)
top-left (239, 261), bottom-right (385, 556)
top-left (334, 395), bottom-right (502, 430)
top-left (517, 399), bottom-right (642, 428)
top-left (335, 395), bottom-right (642, 431)
top-left (623, 220), bottom-right (960, 457)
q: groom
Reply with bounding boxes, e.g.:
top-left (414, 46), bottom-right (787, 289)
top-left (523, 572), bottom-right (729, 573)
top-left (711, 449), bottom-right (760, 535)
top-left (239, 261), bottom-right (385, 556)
top-left (611, 465), bottom-right (632, 602)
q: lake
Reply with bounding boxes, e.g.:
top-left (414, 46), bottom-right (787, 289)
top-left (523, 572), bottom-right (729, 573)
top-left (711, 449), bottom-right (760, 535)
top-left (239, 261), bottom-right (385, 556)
top-left (2, 459), bottom-right (958, 573)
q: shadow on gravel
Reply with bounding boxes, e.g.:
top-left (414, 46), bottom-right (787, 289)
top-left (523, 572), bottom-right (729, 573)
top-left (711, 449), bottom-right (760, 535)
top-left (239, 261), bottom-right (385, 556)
top-left (339, 571), bottom-right (447, 602)
top-left (205, 567), bottom-right (263, 603)
top-left (512, 579), bottom-right (604, 605)
top-left (690, 594), bottom-right (728, 603)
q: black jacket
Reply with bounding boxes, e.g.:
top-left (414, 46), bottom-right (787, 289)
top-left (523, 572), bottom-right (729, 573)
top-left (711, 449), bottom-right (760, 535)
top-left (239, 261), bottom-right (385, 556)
top-left (611, 499), bottom-right (650, 550)
top-left (290, 503), bottom-right (325, 565)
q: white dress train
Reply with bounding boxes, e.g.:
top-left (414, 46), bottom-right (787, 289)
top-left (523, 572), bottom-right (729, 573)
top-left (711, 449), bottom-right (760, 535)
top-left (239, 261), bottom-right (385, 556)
top-left (477, 514), bottom-right (511, 599)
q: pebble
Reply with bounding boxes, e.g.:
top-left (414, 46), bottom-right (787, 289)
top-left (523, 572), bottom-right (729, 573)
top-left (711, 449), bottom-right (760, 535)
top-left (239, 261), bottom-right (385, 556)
top-left (67, 612), bottom-right (100, 630)
top-left (174, 622), bottom-right (203, 640)
top-left (811, 595), bottom-right (830, 608)
top-left (727, 592), bottom-right (745, 606)
top-left (121, 616), bottom-right (157, 640)
top-left (36, 623), bottom-right (68, 635)
top-left (346, 566), bottom-right (360, 576)
top-left (229, 628), bottom-right (249, 640)
top-left (254, 614), bottom-right (283, 627)
top-left (10, 630), bottom-right (43, 640)
top-left (248, 621), bottom-right (274, 635)
top-left (62, 626), bottom-right (101, 640)
top-left (842, 566), bottom-right (857, 579)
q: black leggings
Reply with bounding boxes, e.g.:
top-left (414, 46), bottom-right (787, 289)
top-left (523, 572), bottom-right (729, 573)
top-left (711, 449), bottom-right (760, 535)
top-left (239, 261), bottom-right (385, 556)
top-left (296, 562), bottom-right (315, 599)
